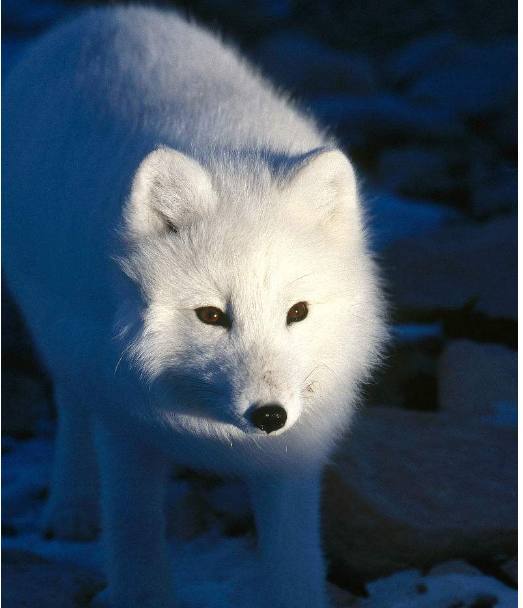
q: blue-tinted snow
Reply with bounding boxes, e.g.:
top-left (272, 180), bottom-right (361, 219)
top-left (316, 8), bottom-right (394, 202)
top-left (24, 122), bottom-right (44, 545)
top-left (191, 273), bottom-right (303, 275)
top-left (392, 323), bottom-right (443, 343)
top-left (480, 401), bottom-right (518, 430)
top-left (3, 437), bottom-right (517, 607)
top-left (364, 190), bottom-right (460, 251)
top-left (362, 568), bottom-right (517, 608)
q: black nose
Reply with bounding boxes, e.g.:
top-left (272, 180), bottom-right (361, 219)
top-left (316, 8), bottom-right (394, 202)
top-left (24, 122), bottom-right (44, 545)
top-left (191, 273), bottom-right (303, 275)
top-left (249, 403), bottom-right (287, 434)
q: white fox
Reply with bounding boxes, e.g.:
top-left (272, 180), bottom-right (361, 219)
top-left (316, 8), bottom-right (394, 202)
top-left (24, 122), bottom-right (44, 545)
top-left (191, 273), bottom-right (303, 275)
top-left (4, 6), bottom-right (386, 608)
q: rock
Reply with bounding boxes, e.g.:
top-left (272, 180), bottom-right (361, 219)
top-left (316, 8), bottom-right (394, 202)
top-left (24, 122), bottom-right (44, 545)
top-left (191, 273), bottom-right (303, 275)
top-left (309, 94), bottom-right (464, 146)
top-left (486, 99), bottom-right (517, 156)
top-left (377, 146), bottom-right (462, 199)
top-left (383, 215), bottom-right (516, 320)
top-left (360, 567), bottom-right (517, 607)
top-left (225, 0), bottom-right (291, 24)
top-left (2, 549), bottom-right (104, 608)
top-left (323, 406), bottom-right (516, 580)
top-left (254, 31), bottom-right (376, 95)
top-left (294, 0), bottom-right (515, 55)
top-left (393, 323), bottom-right (443, 343)
top-left (470, 160), bottom-right (517, 218)
top-left (438, 340), bottom-right (516, 424)
top-left (408, 39), bottom-right (516, 116)
top-left (428, 560), bottom-right (483, 577)
top-left (385, 31), bottom-right (461, 85)
top-left (365, 337), bottom-right (441, 412)
top-left (294, 0), bottom-right (454, 54)
top-left (365, 190), bottom-right (460, 251)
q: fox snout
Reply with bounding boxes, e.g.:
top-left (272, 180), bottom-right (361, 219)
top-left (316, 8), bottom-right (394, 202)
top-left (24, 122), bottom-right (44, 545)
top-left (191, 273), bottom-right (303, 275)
top-left (235, 364), bottom-right (299, 435)
top-left (247, 402), bottom-right (287, 434)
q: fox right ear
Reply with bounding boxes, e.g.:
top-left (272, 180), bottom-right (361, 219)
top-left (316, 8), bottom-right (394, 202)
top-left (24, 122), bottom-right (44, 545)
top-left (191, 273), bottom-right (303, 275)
top-left (281, 148), bottom-right (359, 232)
top-left (124, 147), bottom-right (217, 238)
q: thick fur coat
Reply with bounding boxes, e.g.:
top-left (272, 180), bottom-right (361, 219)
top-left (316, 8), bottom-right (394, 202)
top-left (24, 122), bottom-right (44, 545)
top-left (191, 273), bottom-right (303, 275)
top-left (4, 6), bottom-right (386, 607)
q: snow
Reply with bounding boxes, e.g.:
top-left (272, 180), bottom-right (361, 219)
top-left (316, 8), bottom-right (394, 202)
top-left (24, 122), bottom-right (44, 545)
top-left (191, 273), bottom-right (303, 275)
top-left (480, 401), bottom-right (518, 430)
top-left (364, 190), bottom-right (460, 251)
top-left (363, 568), bottom-right (516, 608)
top-left (2, 435), bottom-right (261, 607)
top-left (2, 435), bottom-right (517, 607)
top-left (392, 323), bottom-right (443, 343)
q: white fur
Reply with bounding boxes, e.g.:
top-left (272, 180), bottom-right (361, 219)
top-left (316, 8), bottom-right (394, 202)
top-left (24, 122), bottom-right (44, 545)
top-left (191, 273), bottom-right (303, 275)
top-left (4, 6), bottom-right (387, 608)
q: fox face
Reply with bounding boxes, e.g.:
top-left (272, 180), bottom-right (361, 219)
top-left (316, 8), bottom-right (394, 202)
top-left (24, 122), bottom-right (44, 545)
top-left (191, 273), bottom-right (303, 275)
top-left (117, 147), bottom-right (385, 443)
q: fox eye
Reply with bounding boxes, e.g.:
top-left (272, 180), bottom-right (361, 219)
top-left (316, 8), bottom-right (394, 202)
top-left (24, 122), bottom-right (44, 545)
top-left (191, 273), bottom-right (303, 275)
top-left (195, 306), bottom-right (230, 328)
top-left (287, 301), bottom-right (308, 325)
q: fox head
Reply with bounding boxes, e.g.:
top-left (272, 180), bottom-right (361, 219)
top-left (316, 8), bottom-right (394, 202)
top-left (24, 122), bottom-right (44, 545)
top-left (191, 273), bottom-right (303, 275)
top-left (117, 146), bottom-right (386, 445)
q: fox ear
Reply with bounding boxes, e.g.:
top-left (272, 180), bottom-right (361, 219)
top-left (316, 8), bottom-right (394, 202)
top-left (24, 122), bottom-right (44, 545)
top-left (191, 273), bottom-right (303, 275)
top-left (283, 148), bottom-right (358, 228)
top-left (125, 147), bottom-right (216, 238)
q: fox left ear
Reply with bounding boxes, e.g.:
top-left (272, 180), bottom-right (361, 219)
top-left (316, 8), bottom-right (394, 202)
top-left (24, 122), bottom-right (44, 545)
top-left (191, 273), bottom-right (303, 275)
top-left (124, 147), bottom-right (217, 239)
top-left (282, 148), bottom-right (358, 228)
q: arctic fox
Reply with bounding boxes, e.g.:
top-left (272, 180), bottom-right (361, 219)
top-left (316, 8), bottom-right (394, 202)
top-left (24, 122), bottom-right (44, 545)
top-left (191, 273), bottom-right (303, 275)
top-left (4, 6), bottom-right (386, 608)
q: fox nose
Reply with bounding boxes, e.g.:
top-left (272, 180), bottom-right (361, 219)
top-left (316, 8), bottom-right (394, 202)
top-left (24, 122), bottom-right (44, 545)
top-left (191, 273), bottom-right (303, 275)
top-left (249, 403), bottom-right (287, 434)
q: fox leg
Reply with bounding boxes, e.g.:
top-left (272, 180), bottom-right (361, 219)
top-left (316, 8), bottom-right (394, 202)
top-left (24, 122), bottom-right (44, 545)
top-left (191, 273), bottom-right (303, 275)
top-left (41, 384), bottom-right (100, 540)
top-left (96, 423), bottom-right (173, 608)
top-left (248, 470), bottom-right (329, 608)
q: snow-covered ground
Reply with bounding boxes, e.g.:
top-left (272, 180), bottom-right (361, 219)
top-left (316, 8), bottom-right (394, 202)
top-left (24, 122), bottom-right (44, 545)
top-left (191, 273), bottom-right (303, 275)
top-left (2, 434), bottom-right (517, 607)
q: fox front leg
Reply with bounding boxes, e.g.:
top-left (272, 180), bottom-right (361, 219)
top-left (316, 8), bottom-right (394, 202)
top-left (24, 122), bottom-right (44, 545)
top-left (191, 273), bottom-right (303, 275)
top-left (248, 471), bottom-right (329, 608)
top-left (41, 384), bottom-right (100, 540)
top-left (96, 424), bottom-right (174, 608)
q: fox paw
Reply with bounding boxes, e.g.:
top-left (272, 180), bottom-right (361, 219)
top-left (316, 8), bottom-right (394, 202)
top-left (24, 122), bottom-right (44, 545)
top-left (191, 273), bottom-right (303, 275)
top-left (41, 497), bottom-right (100, 541)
